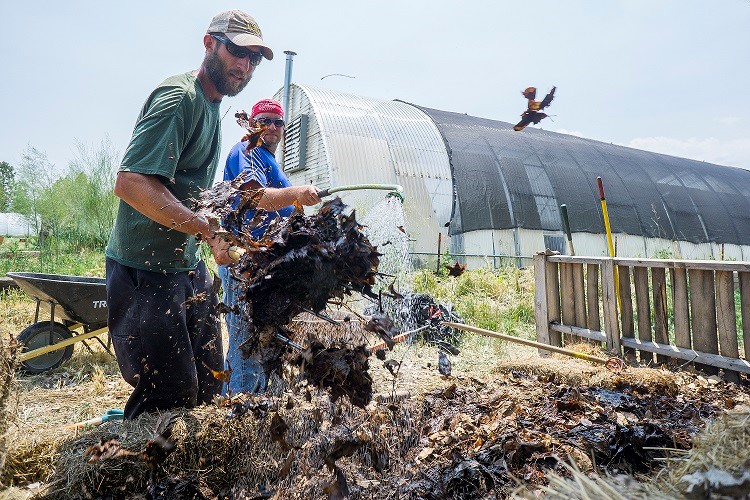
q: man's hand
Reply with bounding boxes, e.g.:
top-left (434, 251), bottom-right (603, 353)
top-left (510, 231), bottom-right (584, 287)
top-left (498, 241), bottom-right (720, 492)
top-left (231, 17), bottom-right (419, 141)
top-left (293, 185), bottom-right (321, 206)
top-left (246, 183), bottom-right (322, 211)
top-left (206, 232), bottom-right (234, 266)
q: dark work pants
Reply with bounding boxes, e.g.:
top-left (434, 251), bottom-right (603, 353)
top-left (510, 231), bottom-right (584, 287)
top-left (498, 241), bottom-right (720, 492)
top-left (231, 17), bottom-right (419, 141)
top-left (106, 258), bottom-right (224, 419)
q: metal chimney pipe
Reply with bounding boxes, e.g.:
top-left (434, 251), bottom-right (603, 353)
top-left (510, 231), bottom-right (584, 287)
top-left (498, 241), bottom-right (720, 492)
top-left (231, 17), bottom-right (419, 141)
top-left (282, 50), bottom-right (297, 116)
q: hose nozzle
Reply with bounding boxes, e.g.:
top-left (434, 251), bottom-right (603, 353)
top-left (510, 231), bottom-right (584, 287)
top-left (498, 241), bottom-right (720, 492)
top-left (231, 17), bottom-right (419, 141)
top-left (386, 191), bottom-right (404, 203)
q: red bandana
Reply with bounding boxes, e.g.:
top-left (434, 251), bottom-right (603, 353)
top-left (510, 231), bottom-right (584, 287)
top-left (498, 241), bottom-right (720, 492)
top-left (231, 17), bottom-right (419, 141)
top-left (251, 98), bottom-right (284, 118)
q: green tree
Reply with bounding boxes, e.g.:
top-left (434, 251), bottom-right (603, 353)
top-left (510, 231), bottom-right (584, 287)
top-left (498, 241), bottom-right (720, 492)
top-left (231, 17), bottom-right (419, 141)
top-left (60, 138), bottom-right (118, 247)
top-left (12, 140), bottom-right (118, 249)
top-left (0, 161), bottom-right (15, 211)
top-left (13, 146), bottom-right (58, 234)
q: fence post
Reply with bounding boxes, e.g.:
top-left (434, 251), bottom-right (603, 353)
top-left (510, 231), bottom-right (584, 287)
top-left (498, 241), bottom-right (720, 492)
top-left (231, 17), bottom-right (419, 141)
top-left (652, 268), bottom-right (669, 364)
top-left (716, 270), bottom-right (740, 383)
top-left (546, 257), bottom-right (562, 347)
top-left (534, 253), bottom-right (551, 356)
top-left (689, 269), bottom-right (719, 375)
top-left (618, 265), bottom-right (636, 362)
top-left (586, 263), bottom-right (601, 332)
top-left (740, 272), bottom-right (750, 361)
top-left (672, 268), bottom-right (691, 351)
top-left (560, 262), bottom-right (575, 344)
top-left (601, 258), bottom-right (621, 355)
top-left (633, 266), bottom-right (653, 363)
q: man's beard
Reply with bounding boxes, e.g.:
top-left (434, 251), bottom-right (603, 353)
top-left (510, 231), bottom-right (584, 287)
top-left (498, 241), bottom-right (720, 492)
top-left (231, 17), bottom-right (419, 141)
top-left (261, 133), bottom-right (281, 149)
top-left (205, 50), bottom-right (251, 97)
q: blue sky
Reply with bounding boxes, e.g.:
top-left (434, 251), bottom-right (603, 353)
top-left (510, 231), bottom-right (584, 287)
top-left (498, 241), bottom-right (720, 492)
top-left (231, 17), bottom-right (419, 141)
top-left (1, 0), bottom-right (749, 179)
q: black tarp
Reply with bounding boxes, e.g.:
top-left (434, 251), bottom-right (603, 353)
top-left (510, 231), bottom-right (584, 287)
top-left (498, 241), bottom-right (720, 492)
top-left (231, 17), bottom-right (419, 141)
top-left (413, 105), bottom-right (750, 246)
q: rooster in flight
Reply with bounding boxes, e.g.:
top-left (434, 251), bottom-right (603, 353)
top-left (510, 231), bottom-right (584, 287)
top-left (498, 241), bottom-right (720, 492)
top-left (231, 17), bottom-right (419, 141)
top-left (513, 86), bottom-right (556, 131)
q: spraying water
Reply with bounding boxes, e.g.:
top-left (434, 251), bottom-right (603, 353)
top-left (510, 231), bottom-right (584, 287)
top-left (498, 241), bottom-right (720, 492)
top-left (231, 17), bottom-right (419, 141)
top-left (359, 193), bottom-right (464, 350)
top-left (360, 193), bottom-right (464, 367)
top-left (360, 194), bottom-right (413, 284)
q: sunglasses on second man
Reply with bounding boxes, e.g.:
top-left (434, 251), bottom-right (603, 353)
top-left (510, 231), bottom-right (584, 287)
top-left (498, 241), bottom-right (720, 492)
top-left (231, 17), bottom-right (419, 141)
top-left (210, 34), bottom-right (264, 66)
top-left (254, 117), bottom-right (285, 128)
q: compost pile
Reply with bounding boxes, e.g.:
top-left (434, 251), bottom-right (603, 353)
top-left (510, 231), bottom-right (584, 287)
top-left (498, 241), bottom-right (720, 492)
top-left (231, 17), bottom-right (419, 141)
top-left (198, 186), bottom-right (386, 407)
top-left (400, 372), bottom-right (718, 498)
top-left (45, 362), bottom-right (750, 499)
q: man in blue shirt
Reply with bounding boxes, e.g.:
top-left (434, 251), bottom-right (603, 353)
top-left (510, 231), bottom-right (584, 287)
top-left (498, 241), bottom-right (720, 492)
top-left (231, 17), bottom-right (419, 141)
top-left (219, 98), bottom-right (320, 393)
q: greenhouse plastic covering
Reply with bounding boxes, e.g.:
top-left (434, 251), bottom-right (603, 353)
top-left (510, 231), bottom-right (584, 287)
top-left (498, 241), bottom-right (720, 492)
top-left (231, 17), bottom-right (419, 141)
top-left (415, 105), bottom-right (750, 245)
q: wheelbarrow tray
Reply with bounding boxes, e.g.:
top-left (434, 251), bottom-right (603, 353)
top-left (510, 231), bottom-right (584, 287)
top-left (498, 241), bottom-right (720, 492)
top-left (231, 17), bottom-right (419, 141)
top-left (7, 272), bottom-right (107, 327)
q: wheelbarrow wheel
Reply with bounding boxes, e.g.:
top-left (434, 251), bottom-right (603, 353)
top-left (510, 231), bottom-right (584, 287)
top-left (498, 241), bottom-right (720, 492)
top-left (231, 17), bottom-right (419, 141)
top-left (17, 321), bottom-right (74, 373)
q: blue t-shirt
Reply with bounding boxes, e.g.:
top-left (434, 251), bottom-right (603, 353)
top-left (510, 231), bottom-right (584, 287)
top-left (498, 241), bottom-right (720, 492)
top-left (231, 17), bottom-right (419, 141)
top-left (224, 142), bottom-right (294, 239)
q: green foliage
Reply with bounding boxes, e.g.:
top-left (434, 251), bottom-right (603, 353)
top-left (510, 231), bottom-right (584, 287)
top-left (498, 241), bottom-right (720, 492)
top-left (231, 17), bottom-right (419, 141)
top-left (652, 248), bottom-right (675, 259)
top-left (0, 237), bottom-right (105, 276)
top-left (0, 161), bottom-right (14, 211)
top-left (11, 140), bottom-right (118, 249)
top-left (12, 147), bottom-right (55, 235)
top-left (411, 266), bottom-right (536, 340)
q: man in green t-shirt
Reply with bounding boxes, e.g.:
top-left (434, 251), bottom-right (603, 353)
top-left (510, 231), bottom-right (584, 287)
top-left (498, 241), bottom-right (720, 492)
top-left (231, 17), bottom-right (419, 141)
top-left (105, 10), bottom-right (273, 419)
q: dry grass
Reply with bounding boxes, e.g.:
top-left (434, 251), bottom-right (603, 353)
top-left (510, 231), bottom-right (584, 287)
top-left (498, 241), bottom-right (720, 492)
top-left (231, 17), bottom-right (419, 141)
top-left (1, 286), bottom-right (128, 490)
top-left (4, 333), bottom-right (750, 498)
top-left (514, 460), bottom-right (674, 499)
top-left (650, 408), bottom-right (750, 497)
top-left (0, 332), bottom-right (20, 489)
top-left (1, 288), bottom-right (25, 490)
top-left (514, 408), bottom-right (750, 500)
top-left (2, 349), bottom-right (129, 488)
top-left (495, 350), bottom-right (681, 396)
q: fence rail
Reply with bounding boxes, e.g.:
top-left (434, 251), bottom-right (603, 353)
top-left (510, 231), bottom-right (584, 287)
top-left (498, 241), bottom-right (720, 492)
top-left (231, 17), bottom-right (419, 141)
top-left (534, 253), bottom-right (750, 381)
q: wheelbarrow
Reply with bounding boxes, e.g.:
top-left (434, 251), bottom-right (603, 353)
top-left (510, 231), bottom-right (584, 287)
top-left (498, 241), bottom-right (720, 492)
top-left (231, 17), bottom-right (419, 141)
top-left (7, 272), bottom-right (112, 373)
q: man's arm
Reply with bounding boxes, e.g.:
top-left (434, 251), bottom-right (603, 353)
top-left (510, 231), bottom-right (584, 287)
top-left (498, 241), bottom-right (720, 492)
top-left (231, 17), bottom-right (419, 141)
top-left (240, 180), bottom-right (321, 210)
top-left (114, 171), bottom-right (233, 264)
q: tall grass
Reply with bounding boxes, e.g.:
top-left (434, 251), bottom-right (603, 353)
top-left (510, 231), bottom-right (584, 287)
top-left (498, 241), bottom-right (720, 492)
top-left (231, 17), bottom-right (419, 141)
top-left (412, 266), bottom-right (535, 337)
top-left (0, 237), bottom-right (105, 277)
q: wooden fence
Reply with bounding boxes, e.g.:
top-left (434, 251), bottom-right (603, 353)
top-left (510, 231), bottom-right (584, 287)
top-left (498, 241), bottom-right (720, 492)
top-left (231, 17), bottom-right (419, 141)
top-left (534, 252), bottom-right (750, 381)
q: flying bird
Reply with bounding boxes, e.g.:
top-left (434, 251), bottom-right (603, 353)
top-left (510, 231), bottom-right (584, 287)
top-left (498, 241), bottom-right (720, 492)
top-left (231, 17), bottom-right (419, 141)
top-left (513, 86), bottom-right (556, 131)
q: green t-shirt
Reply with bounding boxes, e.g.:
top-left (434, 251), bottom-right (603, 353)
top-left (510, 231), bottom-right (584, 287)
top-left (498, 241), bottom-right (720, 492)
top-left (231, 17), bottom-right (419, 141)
top-left (106, 72), bottom-right (221, 272)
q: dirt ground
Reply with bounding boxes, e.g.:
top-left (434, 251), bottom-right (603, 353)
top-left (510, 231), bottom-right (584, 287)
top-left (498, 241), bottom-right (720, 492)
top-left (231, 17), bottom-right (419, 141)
top-left (3, 292), bottom-right (750, 499)
top-left (0, 294), bottom-right (516, 496)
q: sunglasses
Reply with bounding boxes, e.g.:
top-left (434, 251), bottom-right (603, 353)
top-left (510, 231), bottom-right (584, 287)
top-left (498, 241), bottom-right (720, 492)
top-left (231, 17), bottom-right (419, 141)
top-left (254, 117), bottom-right (285, 128)
top-left (210, 34), bottom-right (264, 66)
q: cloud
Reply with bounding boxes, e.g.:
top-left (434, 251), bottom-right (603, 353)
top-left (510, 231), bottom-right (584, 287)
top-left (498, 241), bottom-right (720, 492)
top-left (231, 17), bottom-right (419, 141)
top-left (626, 136), bottom-right (750, 169)
top-left (717, 116), bottom-right (741, 126)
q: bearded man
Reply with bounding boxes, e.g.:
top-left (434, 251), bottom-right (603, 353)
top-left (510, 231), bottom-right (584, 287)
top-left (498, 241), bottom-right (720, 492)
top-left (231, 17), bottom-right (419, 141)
top-left (105, 11), bottom-right (272, 419)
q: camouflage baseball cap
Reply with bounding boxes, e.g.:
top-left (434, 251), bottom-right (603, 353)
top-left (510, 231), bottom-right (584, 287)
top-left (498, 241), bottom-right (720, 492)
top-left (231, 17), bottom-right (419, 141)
top-left (207, 10), bottom-right (273, 60)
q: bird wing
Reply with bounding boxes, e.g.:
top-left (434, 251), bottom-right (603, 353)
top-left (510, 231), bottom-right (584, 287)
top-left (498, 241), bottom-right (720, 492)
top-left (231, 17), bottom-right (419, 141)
top-left (514, 113), bottom-right (534, 131)
top-left (539, 86), bottom-right (556, 110)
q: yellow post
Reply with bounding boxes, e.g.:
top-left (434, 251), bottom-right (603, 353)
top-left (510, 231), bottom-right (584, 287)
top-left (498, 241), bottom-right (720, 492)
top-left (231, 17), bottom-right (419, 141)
top-left (598, 177), bottom-right (621, 309)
